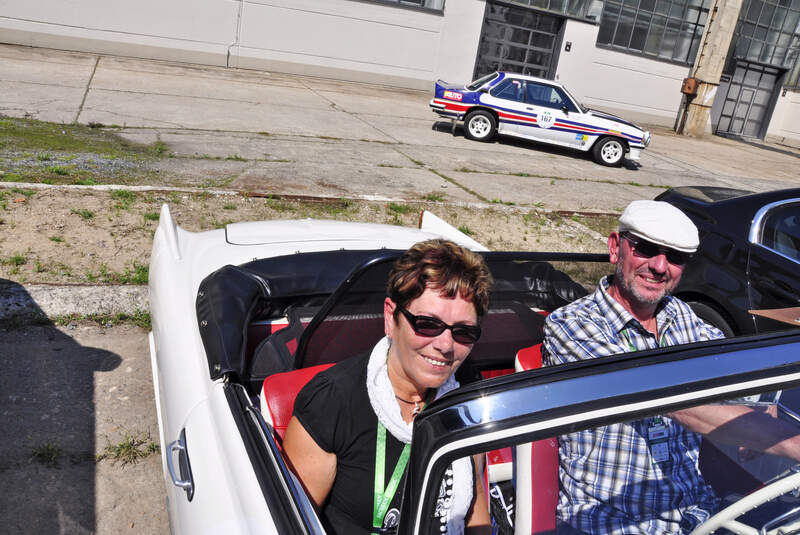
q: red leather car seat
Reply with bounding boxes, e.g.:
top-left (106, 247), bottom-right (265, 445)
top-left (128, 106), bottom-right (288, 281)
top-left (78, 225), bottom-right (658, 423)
top-left (260, 363), bottom-right (334, 440)
top-left (514, 344), bottom-right (559, 535)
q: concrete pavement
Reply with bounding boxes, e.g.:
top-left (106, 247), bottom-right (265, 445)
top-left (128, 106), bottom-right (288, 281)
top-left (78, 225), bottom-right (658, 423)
top-left (2, 42), bottom-right (799, 216)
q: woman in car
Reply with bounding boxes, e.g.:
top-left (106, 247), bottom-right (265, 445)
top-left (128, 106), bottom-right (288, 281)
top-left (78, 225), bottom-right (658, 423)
top-left (283, 239), bottom-right (492, 535)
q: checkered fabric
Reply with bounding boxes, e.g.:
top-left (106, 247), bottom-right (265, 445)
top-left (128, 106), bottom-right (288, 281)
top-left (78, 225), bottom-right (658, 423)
top-left (542, 276), bottom-right (723, 535)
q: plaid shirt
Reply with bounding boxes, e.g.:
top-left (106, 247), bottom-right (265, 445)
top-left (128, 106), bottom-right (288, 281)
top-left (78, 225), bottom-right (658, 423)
top-left (543, 276), bottom-right (723, 535)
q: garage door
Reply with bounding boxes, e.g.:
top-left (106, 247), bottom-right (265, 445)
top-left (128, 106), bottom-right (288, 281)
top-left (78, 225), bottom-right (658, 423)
top-left (473, 1), bottom-right (564, 80)
top-left (714, 60), bottom-right (782, 139)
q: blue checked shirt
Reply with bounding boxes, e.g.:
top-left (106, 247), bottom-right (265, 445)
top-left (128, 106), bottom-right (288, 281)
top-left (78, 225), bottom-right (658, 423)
top-left (542, 276), bottom-right (724, 535)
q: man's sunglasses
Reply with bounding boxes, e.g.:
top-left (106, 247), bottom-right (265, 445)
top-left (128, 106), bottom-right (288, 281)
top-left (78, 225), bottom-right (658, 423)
top-left (396, 305), bottom-right (482, 344)
top-left (621, 232), bottom-right (692, 266)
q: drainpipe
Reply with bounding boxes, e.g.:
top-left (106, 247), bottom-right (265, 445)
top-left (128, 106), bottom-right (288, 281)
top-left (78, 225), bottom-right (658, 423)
top-left (677, 0), bottom-right (744, 137)
top-left (227, 0), bottom-right (244, 68)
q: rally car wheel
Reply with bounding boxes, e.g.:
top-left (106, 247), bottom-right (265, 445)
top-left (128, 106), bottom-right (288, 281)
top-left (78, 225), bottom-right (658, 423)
top-left (593, 137), bottom-right (626, 166)
top-left (464, 110), bottom-right (496, 142)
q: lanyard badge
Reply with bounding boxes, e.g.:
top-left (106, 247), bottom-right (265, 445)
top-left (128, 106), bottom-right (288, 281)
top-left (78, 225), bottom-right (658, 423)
top-left (373, 422), bottom-right (411, 532)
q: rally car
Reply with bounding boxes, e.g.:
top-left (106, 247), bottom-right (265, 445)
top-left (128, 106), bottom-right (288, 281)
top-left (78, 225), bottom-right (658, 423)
top-left (430, 71), bottom-right (651, 167)
top-left (149, 207), bottom-right (800, 534)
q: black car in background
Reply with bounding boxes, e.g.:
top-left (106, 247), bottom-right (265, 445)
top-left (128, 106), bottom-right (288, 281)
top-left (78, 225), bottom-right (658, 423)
top-left (658, 186), bottom-right (800, 337)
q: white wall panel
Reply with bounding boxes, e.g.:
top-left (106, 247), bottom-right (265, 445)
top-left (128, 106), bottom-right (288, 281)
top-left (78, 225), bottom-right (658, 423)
top-left (766, 90), bottom-right (800, 147)
top-left (0, 0), bottom-right (484, 89)
top-left (0, 0), bottom-right (239, 65)
top-left (556, 19), bottom-right (689, 127)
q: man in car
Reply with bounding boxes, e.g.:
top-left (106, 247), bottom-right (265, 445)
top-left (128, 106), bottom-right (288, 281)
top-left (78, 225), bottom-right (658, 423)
top-left (543, 200), bottom-right (800, 535)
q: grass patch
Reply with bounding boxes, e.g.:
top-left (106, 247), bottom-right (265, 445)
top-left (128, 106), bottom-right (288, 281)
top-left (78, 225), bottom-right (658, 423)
top-left (70, 208), bottom-right (95, 220)
top-left (225, 154), bottom-right (247, 161)
top-left (97, 430), bottom-right (160, 466)
top-left (223, 203), bottom-right (237, 210)
top-left (110, 189), bottom-right (137, 209)
top-left (0, 115), bottom-right (167, 158)
top-left (3, 253), bottom-right (27, 266)
top-left (490, 198), bottom-right (514, 206)
top-left (422, 192), bottom-right (445, 202)
top-left (53, 310), bottom-right (152, 330)
top-left (119, 262), bottom-right (149, 284)
top-left (143, 212), bottom-right (159, 222)
top-left (49, 235), bottom-right (64, 243)
top-left (45, 165), bottom-right (70, 176)
top-left (456, 167), bottom-right (477, 173)
top-left (458, 225), bottom-right (474, 236)
top-left (72, 178), bottom-right (97, 186)
top-left (10, 187), bottom-right (35, 198)
top-left (387, 202), bottom-right (414, 215)
top-left (152, 141), bottom-right (169, 156)
top-left (83, 261), bottom-right (148, 284)
top-left (31, 442), bottom-right (62, 468)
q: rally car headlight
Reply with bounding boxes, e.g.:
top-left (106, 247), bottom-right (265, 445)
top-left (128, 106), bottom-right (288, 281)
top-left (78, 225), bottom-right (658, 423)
top-left (643, 131), bottom-right (651, 147)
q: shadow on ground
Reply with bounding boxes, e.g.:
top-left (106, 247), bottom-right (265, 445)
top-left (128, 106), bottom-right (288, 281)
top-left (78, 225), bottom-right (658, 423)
top-left (0, 278), bottom-right (121, 533)
top-left (431, 120), bottom-right (642, 170)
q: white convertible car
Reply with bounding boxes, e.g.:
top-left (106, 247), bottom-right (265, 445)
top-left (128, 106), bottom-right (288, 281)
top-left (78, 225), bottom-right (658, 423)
top-left (149, 205), bottom-right (800, 534)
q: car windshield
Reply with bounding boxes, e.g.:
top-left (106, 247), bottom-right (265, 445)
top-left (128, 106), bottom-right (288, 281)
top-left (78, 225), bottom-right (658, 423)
top-left (560, 83), bottom-right (587, 113)
top-left (466, 72), bottom-right (499, 91)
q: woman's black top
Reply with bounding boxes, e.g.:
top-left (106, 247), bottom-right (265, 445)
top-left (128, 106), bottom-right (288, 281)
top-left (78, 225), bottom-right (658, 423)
top-left (294, 352), bottom-right (407, 534)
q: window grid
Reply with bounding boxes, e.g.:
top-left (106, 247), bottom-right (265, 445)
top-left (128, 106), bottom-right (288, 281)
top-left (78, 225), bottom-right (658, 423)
top-left (502, 0), bottom-right (604, 21)
top-left (733, 0), bottom-right (800, 88)
top-left (358, 0), bottom-right (444, 11)
top-left (597, 0), bottom-right (711, 65)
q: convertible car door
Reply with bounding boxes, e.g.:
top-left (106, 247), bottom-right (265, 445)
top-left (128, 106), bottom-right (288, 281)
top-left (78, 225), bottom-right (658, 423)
top-left (399, 332), bottom-right (800, 535)
top-left (160, 384), bottom-right (275, 534)
top-left (746, 199), bottom-right (800, 331)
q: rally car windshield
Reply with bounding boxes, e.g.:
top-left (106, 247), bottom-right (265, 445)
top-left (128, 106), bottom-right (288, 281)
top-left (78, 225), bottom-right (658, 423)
top-left (466, 72), bottom-right (499, 91)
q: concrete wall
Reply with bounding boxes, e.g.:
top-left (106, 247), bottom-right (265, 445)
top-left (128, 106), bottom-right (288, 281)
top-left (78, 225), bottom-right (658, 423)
top-left (0, 0), bottom-right (485, 89)
top-left (555, 19), bottom-right (690, 127)
top-left (765, 89), bottom-right (800, 148)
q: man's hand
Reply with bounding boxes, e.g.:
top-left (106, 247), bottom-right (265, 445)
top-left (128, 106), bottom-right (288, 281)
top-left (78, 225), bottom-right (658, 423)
top-left (668, 403), bottom-right (800, 462)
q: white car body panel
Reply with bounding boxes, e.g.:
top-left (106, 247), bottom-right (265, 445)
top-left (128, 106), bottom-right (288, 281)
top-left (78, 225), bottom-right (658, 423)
top-left (149, 205), bottom-right (481, 534)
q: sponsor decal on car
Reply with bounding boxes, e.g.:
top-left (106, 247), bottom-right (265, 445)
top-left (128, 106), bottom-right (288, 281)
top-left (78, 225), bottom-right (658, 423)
top-left (443, 90), bottom-right (463, 101)
top-left (538, 110), bottom-right (555, 129)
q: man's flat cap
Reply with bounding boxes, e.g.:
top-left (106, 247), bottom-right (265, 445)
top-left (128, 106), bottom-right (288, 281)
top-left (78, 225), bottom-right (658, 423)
top-left (619, 200), bottom-right (699, 253)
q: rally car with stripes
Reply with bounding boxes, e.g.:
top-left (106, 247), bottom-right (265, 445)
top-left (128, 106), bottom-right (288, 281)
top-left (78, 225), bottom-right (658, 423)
top-left (430, 71), bottom-right (651, 167)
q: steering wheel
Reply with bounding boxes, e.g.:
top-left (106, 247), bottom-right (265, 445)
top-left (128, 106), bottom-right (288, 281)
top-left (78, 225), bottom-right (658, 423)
top-left (690, 466), bottom-right (800, 535)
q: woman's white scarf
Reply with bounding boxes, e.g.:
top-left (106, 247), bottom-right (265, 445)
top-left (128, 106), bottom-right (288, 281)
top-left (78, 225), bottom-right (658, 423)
top-left (366, 336), bottom-right (473, 535)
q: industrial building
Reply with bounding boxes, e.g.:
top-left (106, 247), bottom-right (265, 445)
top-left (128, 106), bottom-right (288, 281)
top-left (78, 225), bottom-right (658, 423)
top-left (1, 0), bottom-right (798, 144)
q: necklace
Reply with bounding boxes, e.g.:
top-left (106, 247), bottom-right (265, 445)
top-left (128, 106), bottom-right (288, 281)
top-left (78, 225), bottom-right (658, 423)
top-left (395, 395), bottom-right (422, 416)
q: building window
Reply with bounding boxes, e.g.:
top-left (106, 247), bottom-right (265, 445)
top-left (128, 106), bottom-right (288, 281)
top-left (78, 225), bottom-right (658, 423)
top-left (501, 0), bottom-right (604, 21)
top-left (732, 0), bottom-right (800, 89)
top-left (596, 0), bottom-right (711, 65)
top-left (364, 0), bottom-right (444, 11)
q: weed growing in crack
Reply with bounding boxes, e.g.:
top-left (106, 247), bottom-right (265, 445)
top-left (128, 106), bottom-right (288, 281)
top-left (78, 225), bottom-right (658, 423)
top-left (97, 430), bottom-right (160, 466)
top-left (31, 442), bottom-right (62, 468)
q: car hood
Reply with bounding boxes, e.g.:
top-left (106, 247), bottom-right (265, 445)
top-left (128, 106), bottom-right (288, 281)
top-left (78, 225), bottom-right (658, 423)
top-left (585, 108), bottom-right (642, 131)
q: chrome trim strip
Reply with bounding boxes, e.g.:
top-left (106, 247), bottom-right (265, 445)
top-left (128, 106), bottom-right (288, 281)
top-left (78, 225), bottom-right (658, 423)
top-left (748, 198), bottom-right (800, 245)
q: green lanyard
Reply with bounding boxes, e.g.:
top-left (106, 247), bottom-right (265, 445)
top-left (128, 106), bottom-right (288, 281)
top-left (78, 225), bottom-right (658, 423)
top-left (621, 327), bottom-right (665, 352)
top-left (373, 422), bottom-right (411, 530)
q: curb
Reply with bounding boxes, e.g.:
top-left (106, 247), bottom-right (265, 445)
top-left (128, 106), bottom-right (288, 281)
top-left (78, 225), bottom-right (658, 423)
top-left (0, 283), bottom-right (149, 320)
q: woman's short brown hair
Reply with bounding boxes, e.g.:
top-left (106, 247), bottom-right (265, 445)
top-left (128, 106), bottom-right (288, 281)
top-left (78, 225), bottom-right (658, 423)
top-left (387, 239), bottom-right (493, 320)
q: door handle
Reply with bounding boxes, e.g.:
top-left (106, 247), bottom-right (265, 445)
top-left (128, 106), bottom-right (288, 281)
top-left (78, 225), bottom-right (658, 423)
top-left (167, 428), bottom-right (195, 500)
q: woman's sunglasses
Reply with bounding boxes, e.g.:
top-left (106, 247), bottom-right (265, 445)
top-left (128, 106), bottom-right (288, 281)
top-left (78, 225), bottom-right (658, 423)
top-left (622, 232), bottom-right (692, 266)
top-left (396, 305), bottom-right (481, 344)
